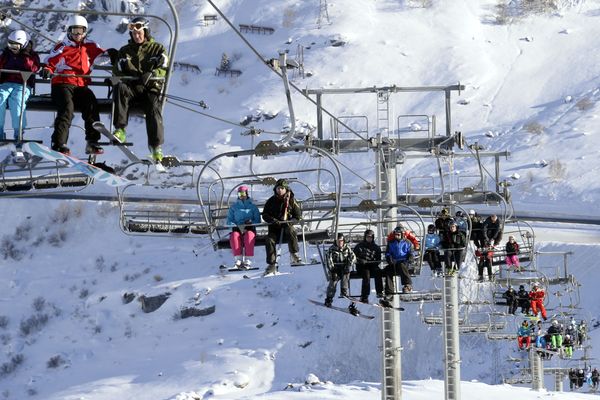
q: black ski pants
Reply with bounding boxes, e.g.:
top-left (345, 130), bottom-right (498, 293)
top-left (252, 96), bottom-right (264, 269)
top-left (444, 249), bottom-right (464, 272)
top-left (326, 265), bottom-right (349, 300)
top-left (113, 82), bottom-right (164, 148)
top-left (356, 262), bottom-right (383, 300)
top-left (51, 84), bottom-right (100, 146)
top-left (424, 249), bottom-right (443, 272)
top-left (265, 222), bottom-right (298, 265)
top-left (478, 259), bottom-right (493, 280)
top-left (384, 260), bottom-right (412, 294)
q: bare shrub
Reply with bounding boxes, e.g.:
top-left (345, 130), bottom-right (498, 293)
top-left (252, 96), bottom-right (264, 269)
top-left (47, 230), bottom-right (67, 247)
top-left (79, 288), bottom-right (89, 299)
top-left (14, 222), bottom-right (32, 241)
top-left (0, 354), bottom-right (24, 378)
top-left (0, 334), bottom-right (10, 346)
top-left (524, 121), bottom-right (545, 134)
top-left (0, 316), bottom-right (8, 329)
top-left (19, 314), bottom-right (49, 337)
top-left (50, 203), bottom-right (83, 224)
top-left (32, 297), bottom-right (46, 312)
top-left (549, 158), bottom-right (567, 182)
top-left (153, 275), bottom-right (163, 282)
top-left (575, 97), bottom-right (594, 111)
top-left (0, 237), bottom-right (23, 261)
top-left (46, 355), bottom-right (66, 369)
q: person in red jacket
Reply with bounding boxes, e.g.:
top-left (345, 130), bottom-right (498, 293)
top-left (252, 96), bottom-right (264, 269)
top-left (529, 282), bottom-right (547, 320)
top-left (41, 15), bottom-right (111, 155)
top-left (0, 30), bottom-right (40, 149)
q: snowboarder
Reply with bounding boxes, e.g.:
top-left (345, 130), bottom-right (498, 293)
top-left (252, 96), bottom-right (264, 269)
top-left (423, 224), bottom-right (443, 276)
top-left (324, 233), bottom-right (357, 314)
top-left (483, 214), bottom-right (502, 246)
top-left (0, 30), bottom-right (40, 151)
top-left (384, 226), bottom-right (413, 294)
top-left (111, 16), bottom-right (169, 162)
top-left (42, 15), bottom-right (110, 155)
top-left (517, 320), bottom-right (531, 350)
top-left (476, 240), bottom-right (494, 282)
top-left (505, 235), bottom-right (521, 271)
top-left (261, 178), bottom-right (302, 275)
top-left (353, 229), bottom-right (383, 303)
top-left (517, 285), bottom-right (530, 315)
top-left (502, 286), bottom-right (518, 314)
top-left (441, 221), bottom-right (467, 275)
top-left (226, 185), bottom-right (261, 269)
top-left (529, 282), bottom-right (547, 320)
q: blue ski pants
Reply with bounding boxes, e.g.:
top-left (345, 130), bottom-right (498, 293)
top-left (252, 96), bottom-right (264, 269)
top-left (0, 82), bottom-right (31, 140)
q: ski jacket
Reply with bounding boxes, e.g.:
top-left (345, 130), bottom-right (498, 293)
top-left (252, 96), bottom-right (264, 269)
top-left (503, 289), bottom-right (517, 302)
top-left (385, 239), bottom-right (412, 264)
top-left (424, 233), bottom-right (441, 250)
top-left (226, 198), bottom-right (261, 226)
top-left (455, 216), bottom-right (468, 233)
top-left (529, 288), bottom-right (545, 302)
top-left (45, 37), bottom-right (105, 87)
top-left (563, 336), bottom-right (574, 347)
top-left (517, 289), bottom-right (529, 304)
top-left (386, 230), bottom-right (420, 249)
top-left (327, 243), bottom-right (356, 273)
top-left (483, 216), bottom-right (502, 242)
top-left (506, 241), bottom-right (520, 256)
top-left (435, 215), bottom-right (452, 233)
top-left (441, 230), bottom-right (467, 250)
top-left (353, 240), bottom-right (381, 268)
top-left (113, 37), bottom-right (168, 93)
top-left (469, 215), bottom-right (483, 240)
top-left (548, 324), bottom-right (562, 336)
top-left (262, 189), bottom-right (301, 224)
top-left (0, 46), bottom-right (40, 87)
top-left (517, 325), bottom-right (531, 337)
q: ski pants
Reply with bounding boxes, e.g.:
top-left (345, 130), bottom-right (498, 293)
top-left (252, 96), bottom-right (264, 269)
top-left (265, 222), bottom-right (298, 265)
top-left (518, 300), bottom-right (530, 315)
top-left (536, 335), bottom-right (546, 348)
top-left (113, 82), bottom-right (164, 148)
top-left (518, 336), bottom-right (531, 349)
top-left (356, 262), bottom-right (383, 300)
top-left (444, 249), bottom-right (464, 272)
top-left (478, 259), bottom-right (492, 280)
top-left (0, 82), bottom-right (31, 139)
top-left (551, 334), bottom-right (563, 349)
top-left (384, 260), bottom-right (412, 294)
top-left (326, 266), bottom-right (349, 300)
top-left (531, 299), bottom-right (547, 320)
top-left (506, 255), bottom-right (520, 268)
top-left (424, 249), bottom-right (442, 273)
top-left (564, 345), bottom-right (573, 358)
top-left (230, 226), bottom-right (256, 257)
top-left (51, 84), bottom-right (100, 145)
top-left (507, 299), bottom-right (518, 315)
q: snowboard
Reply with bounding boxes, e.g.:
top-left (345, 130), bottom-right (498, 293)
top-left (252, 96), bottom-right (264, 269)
top-left (343, 295), bottom-right (405, 311)
top-left (22, 142), bottom-right (130, 187)
top-left (308, 299), bottom-right (375, 320)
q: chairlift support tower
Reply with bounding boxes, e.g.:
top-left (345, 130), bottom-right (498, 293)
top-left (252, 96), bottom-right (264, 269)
top-left (317, 0), bottom-right (331, 27)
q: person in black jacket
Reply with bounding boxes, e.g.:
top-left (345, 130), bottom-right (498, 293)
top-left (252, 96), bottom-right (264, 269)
top-left (468, 210), bottom-right (484, 248)
top-left (441, 222), bottom-right (467, 275)
top-left (353, 229), bottom-right (383, 303)
top-left (261, 178), bottom-right (302, 275)
top-left (483, 214), bottom-right (502, 246)
top-left (324, 233), bottom-right (357, 314)
top-left (502, 286), bottom-right (518, 314)
top-left (516, 285), bottom-right (530, 315)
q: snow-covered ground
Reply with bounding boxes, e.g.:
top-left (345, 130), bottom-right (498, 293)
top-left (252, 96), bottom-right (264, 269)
top-left (1, 0), bottom-right (600, 399)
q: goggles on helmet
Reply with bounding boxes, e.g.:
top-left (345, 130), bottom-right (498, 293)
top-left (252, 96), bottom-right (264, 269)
top-left (128, 22), bottom-right (147, 31)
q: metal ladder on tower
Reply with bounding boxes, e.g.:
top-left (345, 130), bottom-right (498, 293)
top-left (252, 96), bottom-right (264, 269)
top-left (381, 307), bottom-right (401, 399)
top-left (443, 275), bottom-right (461, 400)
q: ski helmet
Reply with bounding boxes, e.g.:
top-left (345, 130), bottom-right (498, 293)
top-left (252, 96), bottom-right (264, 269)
top-left (427, 224), bottom-right (435, 233)
top-left (532, 282), bottom-right (539, 288)
top-left (68, 15), bottom-right (88, 40)
top-left (448, 221), bottom-right (457, 228)
top-left (394, 225), bottom-right (404, 233)
top-left (128, 16), bottom-right (151, 38)
top-left (7, 30), bottom-right (28, 49)
top-left (468, 209), bottom-right (476, 215)
top-left (552, 320), bottom-right (558, 326)
top-left (455, 210), bottom-right (464, 218)
top-left (519, 285), bottom-right (524, 290)
top-left (237, 185), bottom-right (249, 196)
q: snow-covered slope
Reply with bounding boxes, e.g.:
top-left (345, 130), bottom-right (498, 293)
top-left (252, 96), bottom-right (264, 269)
top-left (2, 0), bottom-right (600, 399)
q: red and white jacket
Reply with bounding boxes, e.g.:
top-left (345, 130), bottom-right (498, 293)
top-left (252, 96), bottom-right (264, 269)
top-left (44, 37), bottom-right (105, 87)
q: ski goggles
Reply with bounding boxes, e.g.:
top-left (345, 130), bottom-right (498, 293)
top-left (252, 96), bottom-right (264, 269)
top-left (7, 41), bottom-right (22, 51)
top-left (237, 191), bottom-right (248, 198)
top-left (128, 22), bottom-right (147, 31)
top-left (68, 27), bottom-right (87, 36)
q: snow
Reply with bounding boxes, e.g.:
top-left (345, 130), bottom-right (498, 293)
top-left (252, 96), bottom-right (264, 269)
top-left (1, 0), bottom-right (600, 399)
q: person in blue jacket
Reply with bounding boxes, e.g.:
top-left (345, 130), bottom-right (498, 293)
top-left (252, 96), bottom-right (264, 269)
top-left (226, 185), bottom-right (261, 269)
top-left (423, 224), bottom-right (442, 276)
top-left (384, 226), bottom-right (413, 296)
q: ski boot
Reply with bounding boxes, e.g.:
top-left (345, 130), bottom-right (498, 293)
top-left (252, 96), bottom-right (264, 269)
top-left (324, 297), bottom-right (333, 308)
top-left (241, 258), bottom-right (252, 270)
top-left (85, 141), bottom-right (104, 155)
top-left (263, 263), bottom-right (277, 276)
top-left (379, 297), bottom-right (392, 308)
top-left (402, 285), bottom-right (412, 293)
top-left (51, 143), bottom-right (71, 155)
top-left (290, 253), bottom-right (302, 264)
top-left (348, 303), bottom-right (360, 316)
top-left (149, 146), bottom-right (164, 163)
top-left (113, 128), bottom-right (126, 143)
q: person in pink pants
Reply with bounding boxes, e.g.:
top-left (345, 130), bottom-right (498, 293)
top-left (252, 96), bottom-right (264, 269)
top-left (227, 186), bottom-right (261, 269)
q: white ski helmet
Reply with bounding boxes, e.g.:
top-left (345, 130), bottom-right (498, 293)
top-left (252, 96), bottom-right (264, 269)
top-left (68, 15), bottom-right (88, 31)
top-left (8, 30), bottom-right (29, 47)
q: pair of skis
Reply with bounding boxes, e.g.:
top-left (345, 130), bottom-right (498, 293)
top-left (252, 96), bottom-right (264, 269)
top-left (308, 296), bottom-right (405, 320)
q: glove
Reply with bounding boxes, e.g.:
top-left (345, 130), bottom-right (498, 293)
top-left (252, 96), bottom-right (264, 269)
top-left (106, 48), bottom-right (119, 64)
top-left (140, 71), bottom-right (153, 87)
top-left (39, 68), bottom-right (51, 80)
top-left (148, 55), bottom-right (162, 69)
top-left (118, 58), bottom-right (129, 72)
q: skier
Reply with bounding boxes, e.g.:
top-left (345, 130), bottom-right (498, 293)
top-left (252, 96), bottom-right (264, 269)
top-left (434, 207), bottom-right (452, 234)
top-left (455, 210), bottom-right (468, 233)
top-left (569, 368), bottom-right (578, 391)
top-left (505, 235), bottom-right (521, 271)
top-left (468, 209), bottom-right (484, 249)
top-left (384, 226), bottom-right (413, 294)
top-left (476, 240), bottom-right (494, 282)
top-left (423, 224), bottom-right (443, 276)
top-left (517, 284), bottom-right (530, 315)
top-left (562, 334), bottom-right (574, 358)
top-left (324, 233), bottom-right (357, 315)
top-left (111, 16), bottom-right (169, 162)
top-left (548, 319), bottom-right (563, 350)
top-left (353, 229), bottom-right (383, 304)
top-left (529, 282), bottom-right (547, 320)
top-left (517, 320), bottom-right (531, 350)
top-left (592, 368), bottom-right (599, 390)
top-left (502, 286), bottom-right (518, 315)
top-left (483, 214), bottom-right (502, 246)
top-left (441, 221), bottom-right (467, 276)
top-left (385, 223), bottom-right (420, 250)
top-left (41, 15), bottom-right (111, 155)
top-left (0, 29), bottom-right (40, 154)
top-left (576, 369), bottom-right (585, 389)
top-left (226, 186), bottom-right (261, 269)
top-left (261, 179), bottom-right (302, 275)
top-left (578, 320), bottom-right (587, 345)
